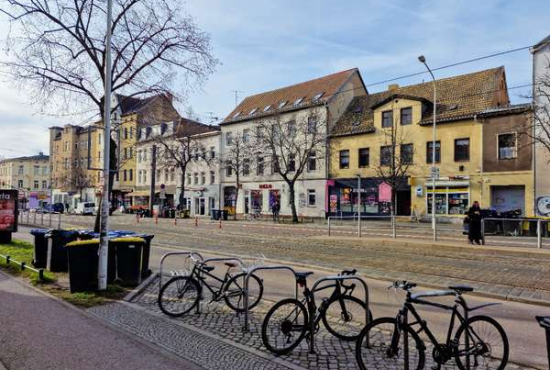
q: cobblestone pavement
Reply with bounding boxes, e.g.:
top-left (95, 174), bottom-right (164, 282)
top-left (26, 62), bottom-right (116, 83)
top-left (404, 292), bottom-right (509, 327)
top-left (56, 215), bottom-right (550, 304)
top-left (107, 275), bottom-right (537, 370)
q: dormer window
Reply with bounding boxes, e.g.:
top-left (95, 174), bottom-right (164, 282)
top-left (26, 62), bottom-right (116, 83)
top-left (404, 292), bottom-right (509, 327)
top-left (249, 108), bottom-right (258, 116)
top-left (313, 92), bottom-right (324, 102)
top-left (294, 97), bottom-right (304, 106)
top-left (263, 105), bottom-right (271, 112)
top-left (278, 101), bottom-right (287, 109)
top-left (233, 111), bottom-right (242, 119)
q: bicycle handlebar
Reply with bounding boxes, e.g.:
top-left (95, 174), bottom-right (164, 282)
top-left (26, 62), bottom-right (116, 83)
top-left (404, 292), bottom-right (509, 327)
top-left (340, 269), bottom-right (357, 276)
top-left (390, 280), bottom-right (417, 291)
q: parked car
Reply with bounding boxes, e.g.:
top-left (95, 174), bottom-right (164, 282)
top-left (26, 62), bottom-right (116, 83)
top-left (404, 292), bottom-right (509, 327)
top-left (38, 203), bottom-right (65, 214)
top-left (75, 202), bottom-right (95, 215)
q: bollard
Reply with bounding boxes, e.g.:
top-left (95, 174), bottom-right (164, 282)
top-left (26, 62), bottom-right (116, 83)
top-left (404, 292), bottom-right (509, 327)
top-left (155, 214), bottom-right (158, 225)
top-left (328, 217), bottom-right (331, 236)
top-left (174, 216), bottom-right (177, 226)
top-left (33, 211), bottom-right (37, 224)
top-left (219, 219), bottom-right (222, 229)
top-left (26, 211), bottom-right (30, 223)
top-left (392, 215), bottom-right (397, 238)
top-left (537, 219), bottom-right (542, 249)
top-left (195, 216), bottom-right (198, 227)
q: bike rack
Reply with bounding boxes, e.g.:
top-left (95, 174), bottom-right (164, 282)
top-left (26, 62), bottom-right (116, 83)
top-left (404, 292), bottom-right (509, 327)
top-left (309, 275), bottom-right (370, 354)
top-left (158, 251), bottom-right (204, 290)
top-left (242, 265), bottom-right (299, 332)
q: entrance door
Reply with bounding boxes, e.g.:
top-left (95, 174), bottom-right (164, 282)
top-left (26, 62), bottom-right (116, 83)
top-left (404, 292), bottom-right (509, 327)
top-left (396, 189), bottom-right (412, 216)
top-left (199, 198), bottom-right (206, 215)
top-left (491, 186), bottom-right (525, 214)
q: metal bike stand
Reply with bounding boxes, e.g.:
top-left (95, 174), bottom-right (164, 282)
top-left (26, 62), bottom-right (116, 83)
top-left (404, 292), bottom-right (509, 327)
top-left (309, 275), bottom-right (370, 354)
top-left (242, 265), bottom-right (299, 332)
top-left (158, 251), bottom-right (204, 290)
top-left (201, 257), bottom-right (245, 269)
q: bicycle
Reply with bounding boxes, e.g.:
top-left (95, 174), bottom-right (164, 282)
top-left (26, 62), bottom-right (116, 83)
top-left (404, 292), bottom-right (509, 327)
top-left (246, 207), bottom-right (262, 221)
top-left (261, 269), bottom-right (373, 355)
top-left (356, 281), bottom-right (509, 370)
top-left (158, 255), bottom-right (264, 317)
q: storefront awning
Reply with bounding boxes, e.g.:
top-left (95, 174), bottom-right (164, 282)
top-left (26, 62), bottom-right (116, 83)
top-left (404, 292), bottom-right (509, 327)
top-left (130, 190), bottom-right (150, 197)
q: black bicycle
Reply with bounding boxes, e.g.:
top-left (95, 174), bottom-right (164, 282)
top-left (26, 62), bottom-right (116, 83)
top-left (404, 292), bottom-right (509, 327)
top-left (158, 258), bottom-right (264, 317)
top-left (356, 281), bottom-right (509, 370)
top-left (261, 269), bottom-right (373, 355)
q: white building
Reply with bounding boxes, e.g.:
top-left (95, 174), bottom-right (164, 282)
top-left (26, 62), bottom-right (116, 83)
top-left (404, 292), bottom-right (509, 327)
top-left (219, 68), bottom-right (367, 219)
top-left (532, 34), bottom-right (550, 216)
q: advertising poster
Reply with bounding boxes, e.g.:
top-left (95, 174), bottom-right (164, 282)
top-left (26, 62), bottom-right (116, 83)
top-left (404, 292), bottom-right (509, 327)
top-left (329, 194), bottom-right (338, 212)
top-left (0, 190), bottom-right (18, 232)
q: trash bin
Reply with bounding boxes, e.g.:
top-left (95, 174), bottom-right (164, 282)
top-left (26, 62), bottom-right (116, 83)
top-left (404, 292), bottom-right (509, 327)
top-left (110, 237), bottom-right (145, 286)
top-left (30, 228), bottom-right (49, 268)
top-left (211, 209), bottom-right (220, 220)
top-left (133, 234), bottom-right (154, 279)
top-left (220, 210), bottom-right (228, 221)
top-left (536, 316), bottom-right (550, 368)
top-left (44, 229), bottom-right (78, 272)
top-left (66, 239), bottom-right (99, 293)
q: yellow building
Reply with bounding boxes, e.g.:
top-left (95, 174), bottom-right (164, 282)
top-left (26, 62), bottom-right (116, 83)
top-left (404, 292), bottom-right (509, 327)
top-left (329, 67), bottom-right (535, 219)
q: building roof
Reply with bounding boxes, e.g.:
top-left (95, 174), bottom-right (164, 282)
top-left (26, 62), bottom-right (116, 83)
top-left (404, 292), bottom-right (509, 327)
top-left (116, 94), bottom-right (165, 115)
top-left (477, 103), bottom-right (532, 118)
top-left (0, 153), bottom-right (49, 163)
top-left (176, 118), bottom-right (220, 136)
top-left (332, 67), bottom-right (508, 137)
top-left (221, 68), bottom-right (361, 125)
top-left (533, 34), bottom-right (550, 52)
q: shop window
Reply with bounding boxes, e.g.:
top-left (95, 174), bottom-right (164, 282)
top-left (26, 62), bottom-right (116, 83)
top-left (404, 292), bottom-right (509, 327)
top-left (308, 151), bottom-right (317, 172)
top-left (358, 148), bottom-right (369, 167)
top-left (454, 138), bottom-right (470, 161)
top-left (498, 133), bottom-right (517, 159)
top-left (257, 157), bottom-right (264, 175)
top-left (426, 141), bottom-right (441, 163)
top-left (400, 144), bottom-right (413, 165)
top-left (400, 107), bottom-right (412, 125)
top-left (382, 111), bottom-right (393, 128)
top-left (308, 189), bottom-right (316, 206)
top-left (380, 146), bottom-right (392, 166)
top-left (427, 186), bottom-right (469, 215)
top-left (339, 150), bottom-right (350, 169)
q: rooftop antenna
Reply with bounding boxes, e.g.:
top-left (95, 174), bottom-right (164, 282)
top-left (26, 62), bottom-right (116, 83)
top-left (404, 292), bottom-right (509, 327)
top-left (231, 90), bottom-right (243, 107)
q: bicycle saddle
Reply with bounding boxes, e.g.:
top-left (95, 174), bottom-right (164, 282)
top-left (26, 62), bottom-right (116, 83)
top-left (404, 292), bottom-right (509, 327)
top-left (295, 271), bottom-right (314, 279)
top-left (202, 265), bottom-right (215, 272)
top-left (224, 262), bottom-right (238, 268)
top-left (448, 285), bottom-right (474, 293)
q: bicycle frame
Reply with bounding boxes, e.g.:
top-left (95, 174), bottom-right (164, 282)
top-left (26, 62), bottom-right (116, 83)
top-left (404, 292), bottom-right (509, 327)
top-left (189, 263), bottom-right (237, 301)
top-left (301, 280), bottom-right (355, 331)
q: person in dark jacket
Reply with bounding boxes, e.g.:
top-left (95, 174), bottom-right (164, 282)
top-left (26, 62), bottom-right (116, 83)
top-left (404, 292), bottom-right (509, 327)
top-left (467, 201), bottom-right (483, 245)
top-left (272, 201), bottom-right (280, 222)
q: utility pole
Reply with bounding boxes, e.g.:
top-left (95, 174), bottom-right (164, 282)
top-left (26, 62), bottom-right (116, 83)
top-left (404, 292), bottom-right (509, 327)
top-left (149, 144), bottom-right (157, 216)
top-left (231, 90), bottom-right (243, 107)
top-left (98, 0), bottom-right (113, 291)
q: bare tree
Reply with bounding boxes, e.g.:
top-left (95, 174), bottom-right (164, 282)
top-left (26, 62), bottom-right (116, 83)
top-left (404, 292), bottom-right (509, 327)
top-left (256, 111), bottom-right (327, 223)
top-left (222, 131), bottom-right (252, 220)
top-left (372, 112), bottom-right (415, 221)
top-left (530, 63), bottom-right (550, 156)
top-left (1, 0), bottom-right (217, 228)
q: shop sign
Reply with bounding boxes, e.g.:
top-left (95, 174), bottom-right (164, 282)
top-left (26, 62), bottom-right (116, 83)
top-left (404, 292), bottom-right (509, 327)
top-left (378, 182), bottom-right (392, 202)
top-left (0, 190), bottom-right (18, 232)
top-left (259, 184), bottom-right (272, 189)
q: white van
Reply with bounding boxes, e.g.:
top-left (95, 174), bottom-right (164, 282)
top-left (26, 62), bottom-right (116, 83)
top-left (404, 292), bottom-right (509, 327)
top-left (75, 202), bottom-right (95, 215)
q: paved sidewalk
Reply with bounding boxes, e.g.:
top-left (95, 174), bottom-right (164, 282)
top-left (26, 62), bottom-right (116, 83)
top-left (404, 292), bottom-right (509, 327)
top-left (0, 271), bottom-right (203, 370)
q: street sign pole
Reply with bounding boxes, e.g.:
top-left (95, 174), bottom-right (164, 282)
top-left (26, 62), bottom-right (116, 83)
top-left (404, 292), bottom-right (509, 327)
top-left (98, 0), bottom-right (113, 291)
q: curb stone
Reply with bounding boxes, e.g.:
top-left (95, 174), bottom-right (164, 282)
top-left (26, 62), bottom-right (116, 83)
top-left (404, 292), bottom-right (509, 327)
top-left (123, 272), bottom-right (159, 302)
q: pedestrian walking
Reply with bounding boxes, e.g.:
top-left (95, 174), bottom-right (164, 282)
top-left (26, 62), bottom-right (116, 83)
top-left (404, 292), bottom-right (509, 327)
top-left (272, 201), bottom-right (280, 222)
top-left (467, 201), bottom-right (483, 245)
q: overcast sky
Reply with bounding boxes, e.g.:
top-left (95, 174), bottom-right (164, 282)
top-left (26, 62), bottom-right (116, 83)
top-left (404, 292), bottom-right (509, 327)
top-left (0, 0), bottom-right (548, 158)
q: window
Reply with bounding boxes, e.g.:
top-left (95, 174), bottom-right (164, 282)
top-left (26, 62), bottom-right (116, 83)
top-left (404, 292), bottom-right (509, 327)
top-left (143, 170), bottom-right (147, 183)
top-left (243, 129), bottom-right (250, 143)
top-left (426, 141), bottom-right (441, 163)
top-left (307, 117), bottom-right (317, 134)
top-left (339, 150), bottom-right (350, 169)
top-left (129, 169), bottom-right (133, 181)
top-left (18, 165), bottom-right (24, 175)
top-left (272, 155), bottom-right (280, 173)
top-left (288, 154), bottom-right (296, 172)
top-left (400, 107), bottom-right (412, 125)
top-left (358, 148), bottom-right (369, 167)
top-left (42, 167), bottom-right (48, 175)
top-left (287, 121), bottom-right (296, 136)
top-left (18, 180), bottom-right (23, 188)
top-left (129, 147), bottom-right (133, 158)
top-left (278, 101), bottom-right (287, 109)
top-left (255, 126), bottom-right (264, 142)
top-left (294, 97), bottom-right (304, 106)
top-left (156, 169), bottom-right (161, 181)
top-left (170, 168), bottom-right (175, 182)
top-left (124, 128), bottom-right (128, 139)
top-left (123, 148), bottom-right (128, 159)
top-left (271, 124), bottom-right (281, 139)
top-left (233, 111), bottom-right (242, 119)
top-left (143, 149), bottom-right (147, 161)
top-left (226, 132), bottom-right (233, 146)
top-left (382, 111), bottom-right (393, 128)
top-left (498, 133), bottom-right (517, 159)
top-left (307, 189), bottom-right (316, 206)
top-left (249, 108), bottom-right (258, 116)
top-left (34, 166), bottom-right (40, 175)
top-left (454, 138), bottom-right (470, 161)
top-left (34, 180), bottom-right (39, 189)
top-left (194, 172), bottom-right (198, 185)
top-left (164, 169), bottom-right (169, 182)
top-left (130, 127), bottom-right (134, 139)
top-left (263, 105), bottom-right (271, 112)
top-left (380, 146), bottom-right (393, 166)
top-left (187, 173), bottom-right (191, 185)
top-left (115, 171), bottom-right (120, 181)
top-left (313, 92), bottom-right (324, 102)
top-left (138, 150), bottom-right (142, 163)
top-left (210, 147), bottom-right (215, 159)
top-left (123, 170), bottom-right (127, 181)
top-left (243, 159), bottom-right (250, 176)
top-left (226, 162), bottom-right (233, 177)
top-left (210, 171), bottom-right (215, 185)
top-left (42, 180), bottom-right (47, 189)
top-left (201, 172), bottom-right (206, 185)
top-left (257, 157), bottom-right (264, 175)
top-left (401, 144), bottom-right (414, 164)
top-left (308, 151), bottom-right (317, 172)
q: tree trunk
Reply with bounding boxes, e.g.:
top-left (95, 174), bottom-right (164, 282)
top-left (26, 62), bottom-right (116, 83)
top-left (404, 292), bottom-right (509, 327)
top-left (179, 170), bottom-right (186, 207)
top-left (289, 182), bottom-right (298, 223)
top-left (234, 174), bottom-right (239, 221)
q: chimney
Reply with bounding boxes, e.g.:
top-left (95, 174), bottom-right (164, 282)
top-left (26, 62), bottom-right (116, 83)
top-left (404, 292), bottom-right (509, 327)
top-left (388, 84), bottom-right (399, 91)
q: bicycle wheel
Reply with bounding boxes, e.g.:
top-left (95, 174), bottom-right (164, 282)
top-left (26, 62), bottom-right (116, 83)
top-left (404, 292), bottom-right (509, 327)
top-left (261, 298), bottom-right (309, 355)
top-left (321, 295), bottom-right (373, 340)
top-left (454, 315), bottom-right (509, 370)
top-left (158, 276), bottom-right (201, 317)
top-left (223, 272), bottom-right (264, 312)
top-left (356, 317), bottom-right (425, 370)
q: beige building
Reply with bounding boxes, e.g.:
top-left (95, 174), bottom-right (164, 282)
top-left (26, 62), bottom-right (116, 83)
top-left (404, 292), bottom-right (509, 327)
top-left (0, 153), bottom-right (50, 209)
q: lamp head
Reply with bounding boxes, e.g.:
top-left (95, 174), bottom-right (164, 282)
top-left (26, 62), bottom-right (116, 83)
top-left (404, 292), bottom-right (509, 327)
top-left (418, 55), bottom-right (426, 63)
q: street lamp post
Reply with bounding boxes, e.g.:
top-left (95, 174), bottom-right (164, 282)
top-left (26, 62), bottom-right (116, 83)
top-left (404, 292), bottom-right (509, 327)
top-left (418, 55), bottom-right (437, 241)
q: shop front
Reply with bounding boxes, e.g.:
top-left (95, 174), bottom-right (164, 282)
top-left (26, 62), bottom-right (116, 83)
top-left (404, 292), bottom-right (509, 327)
top-left (425, 180), bottom-right (470, 216)
top-left (328, 178), bottom-right (410, 217)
